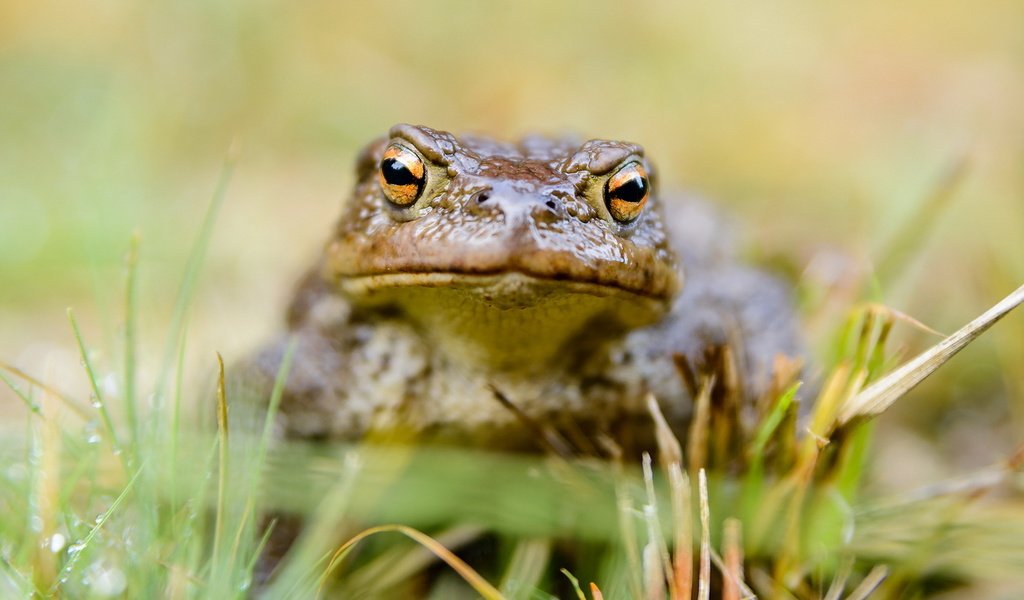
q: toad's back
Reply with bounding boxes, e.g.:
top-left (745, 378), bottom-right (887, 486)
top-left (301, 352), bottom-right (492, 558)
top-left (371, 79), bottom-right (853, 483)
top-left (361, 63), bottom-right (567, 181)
top-left (234, 124), bottom-right (802, 448)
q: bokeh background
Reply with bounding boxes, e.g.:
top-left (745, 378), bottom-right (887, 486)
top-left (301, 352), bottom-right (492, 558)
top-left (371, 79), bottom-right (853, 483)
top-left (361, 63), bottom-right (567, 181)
top-left (2, 2), bottom-right (1022, 491)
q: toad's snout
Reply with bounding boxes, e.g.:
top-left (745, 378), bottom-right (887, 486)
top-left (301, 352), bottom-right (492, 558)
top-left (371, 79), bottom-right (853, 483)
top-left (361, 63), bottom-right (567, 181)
top-left (468, 182), bottom-right (564, 226)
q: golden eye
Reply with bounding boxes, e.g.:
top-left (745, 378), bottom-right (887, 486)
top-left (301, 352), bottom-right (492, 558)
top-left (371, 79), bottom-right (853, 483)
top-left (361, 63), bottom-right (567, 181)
top-left (604, 162), bottom-right (650, 223)
top-left (378, 144), bottom-right (426, 207)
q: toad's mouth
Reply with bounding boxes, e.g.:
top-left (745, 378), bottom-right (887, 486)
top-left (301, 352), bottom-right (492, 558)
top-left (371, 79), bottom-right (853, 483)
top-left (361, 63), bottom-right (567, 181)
top-left (337, 270), bottom-right (669, 303)
top-left (323, 233), bottom-right (680, 305)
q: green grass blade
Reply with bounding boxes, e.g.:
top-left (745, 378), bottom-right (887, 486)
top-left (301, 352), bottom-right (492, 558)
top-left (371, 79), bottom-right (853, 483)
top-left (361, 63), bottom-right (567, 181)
top-left (122, 233), bottom-right (141, 465)
top-left (0, 370), bottom-right (41, 416)
top-left (0, 554), bottom-right (43, 597)
top-left (48, 466), bottom-right (142, 596)
top-left (749, 382), bottom-right (801, 458)
top-left (262, 453), bottom-right (362, 598)
top-left (499, 537), bottom-right (551, 600)
top-left (873, 157), bottom-right (966, 289)
top-left (0, 362), bottom-right (90, 419)
top-left (169, 324), bottom-right (189, 513)
top-left (255, 336), bottom-right (297, 483)
top-left (155, 154), bottom-right (236, 400)
top-left (560, 568), bottom-right (587, 600)
top-left (67, 308), bottom-right (124, 462)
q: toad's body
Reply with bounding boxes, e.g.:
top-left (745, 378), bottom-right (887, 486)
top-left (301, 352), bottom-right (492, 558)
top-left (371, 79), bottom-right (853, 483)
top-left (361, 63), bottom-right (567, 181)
top-left (237, 124), bottom-right (800, 447)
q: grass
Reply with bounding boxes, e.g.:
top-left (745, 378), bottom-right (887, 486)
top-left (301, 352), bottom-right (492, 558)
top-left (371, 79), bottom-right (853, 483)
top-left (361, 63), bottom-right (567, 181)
top-left (0, 168), bottom-right (1022, 599)
top-left (2, 2), bottom-right (1022, 596)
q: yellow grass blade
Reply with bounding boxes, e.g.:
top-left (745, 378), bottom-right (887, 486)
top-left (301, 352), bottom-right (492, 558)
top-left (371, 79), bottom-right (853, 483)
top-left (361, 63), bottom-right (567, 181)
top-left (211, 353), bottom-right (229, 581)
top-left (320, 524), bottom-right (504, 600)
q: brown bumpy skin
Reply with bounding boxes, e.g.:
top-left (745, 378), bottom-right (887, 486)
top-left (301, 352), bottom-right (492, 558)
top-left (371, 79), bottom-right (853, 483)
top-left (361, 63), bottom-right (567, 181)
top-left (229, 124), bottom-right (803, 448)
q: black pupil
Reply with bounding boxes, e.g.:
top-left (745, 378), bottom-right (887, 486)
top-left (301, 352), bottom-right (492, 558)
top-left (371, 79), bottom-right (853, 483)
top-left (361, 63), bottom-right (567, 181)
top-left (381, 157), bottom-right (421, 186)
top-left (611, 176), bottom-right (648, 203)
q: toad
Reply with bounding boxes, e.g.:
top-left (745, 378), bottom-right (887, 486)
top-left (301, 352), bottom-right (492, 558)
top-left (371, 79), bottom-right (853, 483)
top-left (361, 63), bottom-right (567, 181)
top-left (233, 124), bottom-right (801, 450)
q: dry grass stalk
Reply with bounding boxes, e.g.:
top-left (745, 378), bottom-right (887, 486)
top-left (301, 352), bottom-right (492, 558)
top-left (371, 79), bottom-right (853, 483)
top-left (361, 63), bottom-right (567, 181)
top-left (32, 363), bottom-right (62, 591)
top-left (863, 303), bottom-right (945, 337)
top-left (648, 393), bottom-right (693, 599)
top-left (846, 565), bottom-right (889, 600)
top-left (838, 283), bottom-right (1024, 425)
top-left (643, 541), bottom-right (666, 600)
top-left (709, 549), bottom-right (758, 600)
top-left (642, 452), bottom-right (676, 596)
top-left (688, 375), bottom-right (715, 474)
top-left (670, 464), bottom-right (693, 600)
top-left (722, 518), bottom-right (744, 600)
top-left (697, 469), bottom-right (711, 600)
top-left (648, 393), bottom-right (683, 468)
top-left (822, 557), bottom-right (854, 600)
top-left (893, 442), bottom-right (1024, 503)
top-left (490, 384), bottom-right (575, 458)
top-left (711, 346), bottom-right (742, 464)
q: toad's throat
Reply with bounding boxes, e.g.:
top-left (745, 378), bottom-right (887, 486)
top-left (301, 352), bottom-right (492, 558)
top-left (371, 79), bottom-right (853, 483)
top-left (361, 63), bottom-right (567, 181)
top-left (338, 271), bottom-right (672, 373)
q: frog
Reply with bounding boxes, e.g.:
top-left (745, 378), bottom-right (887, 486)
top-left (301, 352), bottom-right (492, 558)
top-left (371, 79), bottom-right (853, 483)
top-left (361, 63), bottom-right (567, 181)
top-left (232, 123), bottom-right (802, 452)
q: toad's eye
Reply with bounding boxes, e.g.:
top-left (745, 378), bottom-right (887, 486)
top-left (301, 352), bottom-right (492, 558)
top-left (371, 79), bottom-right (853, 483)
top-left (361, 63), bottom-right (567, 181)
top-left (378, 144), bottom-right (426, 207)
top-left (604, 162), bottom-right (650, 223)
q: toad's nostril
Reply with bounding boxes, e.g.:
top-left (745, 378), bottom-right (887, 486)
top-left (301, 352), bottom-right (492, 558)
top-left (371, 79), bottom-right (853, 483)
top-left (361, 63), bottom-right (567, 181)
top-left (545, 199), bottom-right (557, 211)
top-left (473, 191), bottom-right (491, 204)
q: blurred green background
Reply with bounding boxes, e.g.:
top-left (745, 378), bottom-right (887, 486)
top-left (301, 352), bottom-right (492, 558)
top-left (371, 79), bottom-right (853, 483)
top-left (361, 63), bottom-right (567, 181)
top-left (1, 1), bottom-right (1022, 487)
